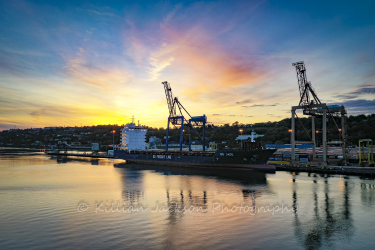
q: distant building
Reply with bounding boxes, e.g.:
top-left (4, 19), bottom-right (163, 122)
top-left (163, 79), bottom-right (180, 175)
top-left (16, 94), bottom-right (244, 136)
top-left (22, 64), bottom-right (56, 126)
top-left (44, 127), bottom-right (57, 130)
top-left (120, 123), bottom-right (147, 151)
top-left (148, 136), bottom-right (161, 149)
top-left (91, 143), bottom-right (99, 151)
top-left (149, 136), bottom-right (161, 144)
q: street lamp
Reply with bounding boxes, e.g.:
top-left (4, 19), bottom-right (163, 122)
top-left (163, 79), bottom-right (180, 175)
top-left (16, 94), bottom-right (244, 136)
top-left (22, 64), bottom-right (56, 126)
top-left (316, 130), bottom-right (319, 147)
top-left (288, 129), bottom-right (293, 149)
top-left (239, 129), bottom-right (243, 149)
top-left (112, 130), bottom-right (115, 150)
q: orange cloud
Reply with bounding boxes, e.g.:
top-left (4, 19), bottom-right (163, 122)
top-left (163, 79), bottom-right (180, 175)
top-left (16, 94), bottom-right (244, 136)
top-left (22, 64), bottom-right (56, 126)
top-left (155, 25), bottom-right (262, 86)
top-left (139, 23), bottom-right (265, 111)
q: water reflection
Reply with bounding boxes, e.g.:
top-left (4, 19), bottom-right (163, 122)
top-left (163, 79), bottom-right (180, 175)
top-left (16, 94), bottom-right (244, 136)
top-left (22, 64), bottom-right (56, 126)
top-left (359, 177), bottom-right (375, 207)
top-left (114, 163), bottom-right (270, 248)
top-left (114, 163), bottom-right (269, 186)
top-left (3, 155), bottom-right (375, 249)
top-left (51, 155), bottom-right (100, 165)
top-left (291, 174), bottom-right (354, 249)
top-left (117, 167), bottom-right (145, 204)
top-left (115, 163), bottom-right (268, 212)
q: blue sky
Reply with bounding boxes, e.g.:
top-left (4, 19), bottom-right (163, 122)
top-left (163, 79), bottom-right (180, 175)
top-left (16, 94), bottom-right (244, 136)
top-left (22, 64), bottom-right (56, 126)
top-left (0, 0), bottom-right (374, 130)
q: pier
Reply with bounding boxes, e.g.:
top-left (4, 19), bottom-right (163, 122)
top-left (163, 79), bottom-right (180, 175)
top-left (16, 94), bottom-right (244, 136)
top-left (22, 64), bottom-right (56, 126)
top-left (275, 164), bottom-right (375, 177)
top-left (46, 152), bottom-right (114, 158)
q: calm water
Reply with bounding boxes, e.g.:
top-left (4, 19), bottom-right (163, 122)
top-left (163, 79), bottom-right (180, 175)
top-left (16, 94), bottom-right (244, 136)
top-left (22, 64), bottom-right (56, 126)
top-left (1, 154), bottom-right (375, 249)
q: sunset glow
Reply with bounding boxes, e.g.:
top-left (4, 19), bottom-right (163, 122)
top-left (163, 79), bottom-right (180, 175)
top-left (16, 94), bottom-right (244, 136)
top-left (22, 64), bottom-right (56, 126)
top-left (1, 0), bottom-right (374, 130)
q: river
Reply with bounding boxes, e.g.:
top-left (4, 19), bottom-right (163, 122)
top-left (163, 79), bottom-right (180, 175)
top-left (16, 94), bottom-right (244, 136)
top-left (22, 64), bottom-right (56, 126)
top-left (0, 153), bottom-right (374, 249)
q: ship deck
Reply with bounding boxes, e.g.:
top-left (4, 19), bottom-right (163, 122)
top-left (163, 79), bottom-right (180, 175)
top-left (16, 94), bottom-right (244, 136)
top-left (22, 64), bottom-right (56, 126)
top-left (125, 150), bottom-right (215, 156)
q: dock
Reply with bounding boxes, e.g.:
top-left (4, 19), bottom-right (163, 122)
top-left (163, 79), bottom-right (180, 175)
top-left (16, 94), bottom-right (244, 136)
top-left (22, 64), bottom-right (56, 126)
top-left (47, 152), bottom-right (114, 158)
top-left (275, 164), bottom-right (375, 177)
top-left (46, 152), bottom-right (375, 176)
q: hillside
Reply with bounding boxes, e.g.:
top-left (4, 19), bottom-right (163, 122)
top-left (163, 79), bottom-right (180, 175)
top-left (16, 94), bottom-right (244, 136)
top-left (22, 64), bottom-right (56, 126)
top-left (0, 114), bottom-right (374, 149)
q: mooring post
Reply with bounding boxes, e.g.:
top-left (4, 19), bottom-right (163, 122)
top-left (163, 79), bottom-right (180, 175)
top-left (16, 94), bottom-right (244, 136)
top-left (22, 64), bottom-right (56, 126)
top-left (341, 106), bottom-right (347, 165)
top-left (188, 122), bottom-right (192, 152)
top-left (312, 116), bottom-right (316, 161)
top-left (203, 118), bottom-right (206, 152)
top-left (179, 117), bottom-right (184, 152)
top-left (323, 108), bottom-right (327, 162)
top-left (291, 108), bottom-right (296, 161)
top-left (166, 118), bottom-right (170, 151)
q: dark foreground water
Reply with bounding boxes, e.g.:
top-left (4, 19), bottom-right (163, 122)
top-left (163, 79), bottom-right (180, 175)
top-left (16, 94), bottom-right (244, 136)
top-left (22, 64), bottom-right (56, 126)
top-left (1, 154), bottom-right (375, 249)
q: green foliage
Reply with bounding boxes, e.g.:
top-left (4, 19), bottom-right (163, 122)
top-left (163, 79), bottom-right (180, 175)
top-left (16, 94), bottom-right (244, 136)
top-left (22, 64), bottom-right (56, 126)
top-left (1, 114), bottom-right (374, 148)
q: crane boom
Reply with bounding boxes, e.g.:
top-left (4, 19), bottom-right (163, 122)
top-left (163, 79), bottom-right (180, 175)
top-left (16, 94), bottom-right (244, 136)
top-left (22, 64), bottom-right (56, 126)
top-left (292, 61), bottom-right (310, 106)
top-left (161, 81), bottom-right (207, 151)
top-left (162, 81), bottom-right (176, 118)
top-left (292, 61), bottom-right (321, 115)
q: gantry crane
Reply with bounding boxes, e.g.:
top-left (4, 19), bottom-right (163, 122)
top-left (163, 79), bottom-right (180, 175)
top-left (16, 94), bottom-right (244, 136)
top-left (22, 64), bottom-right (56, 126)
top-left (161, 81), bottom-right (207, 151)
top-left (290, 62), bottom-right (348, 164)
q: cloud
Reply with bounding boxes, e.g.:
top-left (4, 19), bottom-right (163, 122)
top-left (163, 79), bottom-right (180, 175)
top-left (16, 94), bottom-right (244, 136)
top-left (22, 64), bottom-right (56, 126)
top-left (332, 99), bottom-right (375, 115)
top-left (333, 86), bottom-right (375, 114)
top-left (2, 0), bottom-right (373, 130)
top-left (124, 20), bottom-right (155, 69)
top-left (118, 1), bottom-right (272, 115)
top-left (65, 48), bottom-right (131, 89)
top-left (211, 114), bottom-right (251, 118)
top-left (148, 55), bottom-right (174, 81)
top-left (0, 47), bottom-right (49, 76)
top-left (85, 5), bottom-right (117, 17)
top-left (242, 103), bottom-right (279, 108)
top-left (236, 99), bottom-right (252, 105)
top-left (158, 25), bottom-right (262, 87)
top-left (335, 86), bottom-right (375, 100)
top-left (122, 10), bottom-right (265, 105)
top-left (335, 94), bottom-right (357, 100)
top-left (29, 107), bottom-right (80, 118)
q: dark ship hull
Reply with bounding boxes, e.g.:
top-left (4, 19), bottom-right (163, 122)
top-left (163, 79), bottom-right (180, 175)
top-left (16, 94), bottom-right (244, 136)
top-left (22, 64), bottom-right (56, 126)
top-left (114, 149), bottom-right (276, 172)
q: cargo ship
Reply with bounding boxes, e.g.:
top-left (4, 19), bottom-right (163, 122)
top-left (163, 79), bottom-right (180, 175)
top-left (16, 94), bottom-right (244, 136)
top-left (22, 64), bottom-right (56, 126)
top-left (113, 122), bottom-right (276, 172)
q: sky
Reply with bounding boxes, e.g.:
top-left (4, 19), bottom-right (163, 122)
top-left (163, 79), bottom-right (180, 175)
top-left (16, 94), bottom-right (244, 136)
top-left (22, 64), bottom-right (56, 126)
top-left (0, 0), bottom-right (374, 130)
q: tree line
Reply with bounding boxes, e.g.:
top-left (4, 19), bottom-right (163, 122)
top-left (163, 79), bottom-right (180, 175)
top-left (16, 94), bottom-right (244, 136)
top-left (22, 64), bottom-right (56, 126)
top-left (1, 114), bottom-right (374, 149)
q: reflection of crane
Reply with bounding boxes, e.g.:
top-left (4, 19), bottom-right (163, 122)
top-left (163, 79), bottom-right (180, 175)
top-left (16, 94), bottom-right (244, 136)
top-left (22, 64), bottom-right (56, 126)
top-left (161, 81), bottom-right (207, 151)
top-left (291, 176), bottom-right (354, 248)
top-left (359, 139), bottom-right (374, 167)
top-left (290, 62), bottom-right (348, 164)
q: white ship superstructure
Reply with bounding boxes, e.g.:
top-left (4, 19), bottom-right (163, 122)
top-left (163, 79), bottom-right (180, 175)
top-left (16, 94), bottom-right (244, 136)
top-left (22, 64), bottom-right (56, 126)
top-left (120, 123), bottom-right (147, 151)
